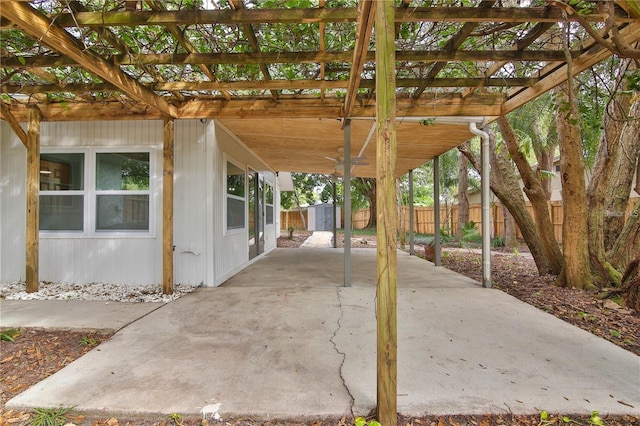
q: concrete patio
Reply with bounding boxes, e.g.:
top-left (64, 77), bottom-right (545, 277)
top-left (3, 248), bottom-right (639, 420)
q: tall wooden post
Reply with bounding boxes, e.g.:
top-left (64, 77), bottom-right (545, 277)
top-left (375, 0), bottom-right (397, 424)
top-left (25, 107), bottom-right (41, 293)
top-left (162, 118), bottom-right (174, 295)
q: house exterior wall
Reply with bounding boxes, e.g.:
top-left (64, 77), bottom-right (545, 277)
top-left (0, 119), bottom-right (279, 287)
top-left (0, 121), bottom-right (27, 282)
top-left (212, 121), bottom-right (277, 285)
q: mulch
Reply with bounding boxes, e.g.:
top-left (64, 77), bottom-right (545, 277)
top-left (0, 233), bottom-right (638, 425)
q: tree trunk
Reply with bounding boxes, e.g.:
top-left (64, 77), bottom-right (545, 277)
top-left (587, 59), bottom-right (636, 286)
top-left (353, 177), bottom-right (377, 229)
top-left (502, 205), bottom-right (518, 249)
top-left (531, 118), bottom-right (556, 199)
top-left (459, 130), bottom-right (553, 275)
top-left (604, 98), bottom-right (640, 252)
top-left (557, 81), bottom-right (593, 289)
top-left (498, 115), bottom-right (563, 274)
top-left (457, 144), bottom-right (470, 241)
top-left (609, 200), bottom-right (640, 273)
top-left (608, 258), bottom-right (640, 313)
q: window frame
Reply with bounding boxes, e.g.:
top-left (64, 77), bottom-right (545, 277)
top-left (39, 147), bottom-right (156, 238)
top-left (224, 156), bottom-right (246, 235)
top-left (265, 179), bottom-right (274, 226)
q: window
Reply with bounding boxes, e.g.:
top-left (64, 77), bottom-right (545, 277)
top-left (265, 182), bottom-right (274, 225)
top-left (226, 161), bottom-right (245, 230)
top-left (96, 152), bottom-right (150, 231)
top-left (39, 150), bottom-right (152, 234)
top-left (40, 153), bottom-right (85, 231)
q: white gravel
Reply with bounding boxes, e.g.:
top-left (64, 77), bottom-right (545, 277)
top-left (0, 281), bottom-right (197, 303)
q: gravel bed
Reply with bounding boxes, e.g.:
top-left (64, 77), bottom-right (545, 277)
top-left (0, 281), bottom-right (197, 303)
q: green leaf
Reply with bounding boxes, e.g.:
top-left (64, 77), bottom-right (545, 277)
top-left (540, 410), bottom-right (549, 421)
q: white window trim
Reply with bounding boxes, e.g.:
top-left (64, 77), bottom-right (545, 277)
top-left (265, 180), bottom-right (274, 226)
top-left (224, 155), bottom-right (246, 236)
top-left (39, 147), bottom-right (157, 239)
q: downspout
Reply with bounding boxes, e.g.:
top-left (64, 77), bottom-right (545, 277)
top-left (469, 122), bottom-right (491, 288)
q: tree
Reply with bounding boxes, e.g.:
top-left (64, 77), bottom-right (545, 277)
top-left (587, 58), bottom-right (640, 289)
top-left (353, 178), bottom-right (377, 229)
top-left (556, 80), bottom-right (593, 289)
top-left (497, 115), bottom-right (563, 274)
top-left (456, 144), bottom-right (469, 241)
top-left (459, 128), bottom-right (553, 274)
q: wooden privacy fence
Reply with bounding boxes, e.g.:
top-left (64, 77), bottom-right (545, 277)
top-left (284, 201), bottom-right (636, 242)
top-left (281, 209), bottom-right (308, 230)
top-left (351, 201), bottom-right (637, 243)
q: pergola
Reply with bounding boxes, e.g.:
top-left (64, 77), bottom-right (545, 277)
top-left (2, 1), bottom-right (639, 423)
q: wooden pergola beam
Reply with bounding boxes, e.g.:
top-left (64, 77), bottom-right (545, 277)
top-left (2, 77), bottom-right (539, 95)
top-left (1, 94), bottom-right (504, 121)
top-left (3, 50), bottom-right (575, 68)
top-left (228, 0), bottom-right (275, 99)
top-left (461, 21), bottom-right (554, 98)
top-left (32, 7), bottom-right (635, 28)
top-left (342, 0), bottom-right (375, 122)
top-left (0, 2), bottom-right (177, 118)
top-left (146, 0), bottom-right (231, 101)
top-left (0, 102), bottom-right (28, 147)
top-left (67, 0), bottom-right (185, 102)
top-left (503, 21), bottom-right (640, 114)
top-left (413, 0), bottom-right (496, 99)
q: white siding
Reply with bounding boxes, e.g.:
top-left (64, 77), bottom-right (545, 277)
top-left (1, 119), bottom-right (280, 287)
top-left (38, 121), bottom-right (163, 285)
top-left (173, 120), bottom-right (212, 286)
top-left (0, 122), bottom-right (27, 282)
top-left (212, 122), bottom-right (277, 285)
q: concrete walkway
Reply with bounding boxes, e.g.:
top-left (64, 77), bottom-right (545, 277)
top-left (3, 248), bottom-right (639, 420)
top-left (300, 231), bottom-right (334, 248)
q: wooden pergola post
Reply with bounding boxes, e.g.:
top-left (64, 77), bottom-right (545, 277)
top-left (25, 107), bottom-right (41, 293)
top-left (375, 0), bottom-right (398, 424)
top-left (162, 118), bottom-right (174, 295)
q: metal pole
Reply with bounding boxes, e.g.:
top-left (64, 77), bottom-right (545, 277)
top-left (333, 180), bottom-right (337, 248)
top-left (470, 122), bottom-right (492, 288)
top-left (344, 119), bottom-right (351, 287)
top-left (409, 169), bottom-right (415, 255)
top-left (433, 156), bottom-right (441, 266)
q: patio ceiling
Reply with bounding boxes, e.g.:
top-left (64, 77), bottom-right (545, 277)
top-left (1, 0), bottom-right (639, 177)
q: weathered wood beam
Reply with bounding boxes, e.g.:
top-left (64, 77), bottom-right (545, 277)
top-left (162, 118), bottom-right (174, 295)
top-left (319, 0), bottom-right (326, 100)
top-left (342, 0), bottom-right (375, 123)
top-left (413, 0), bottom-right (497, 99)
top-left (0, 102), bottom-right (28, 147)
top-left (2, 49), bottom-right (574, 68)
top-left (228, 0), bottom-right (275, 99)
top-left (1, 77), bottom-right (538, 95)
top-left (375, 0), bottom-right (397, 423)
top-left (146, 0), bottom-right (231, 101)
top-left (39, 7), bottom-right (635, 28)
top-left (67, 0), bottom-right (185, 102)
top-left (503, 21), bottom-right (640, 114)
top-left (461, 21), bottom-right (554, 98)
top-left (2, 94), bottom-right (504, 121)
top-left (26, 107), bottom-right (41, 293)
top-left (0, 2), bottom-right (177, 118)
